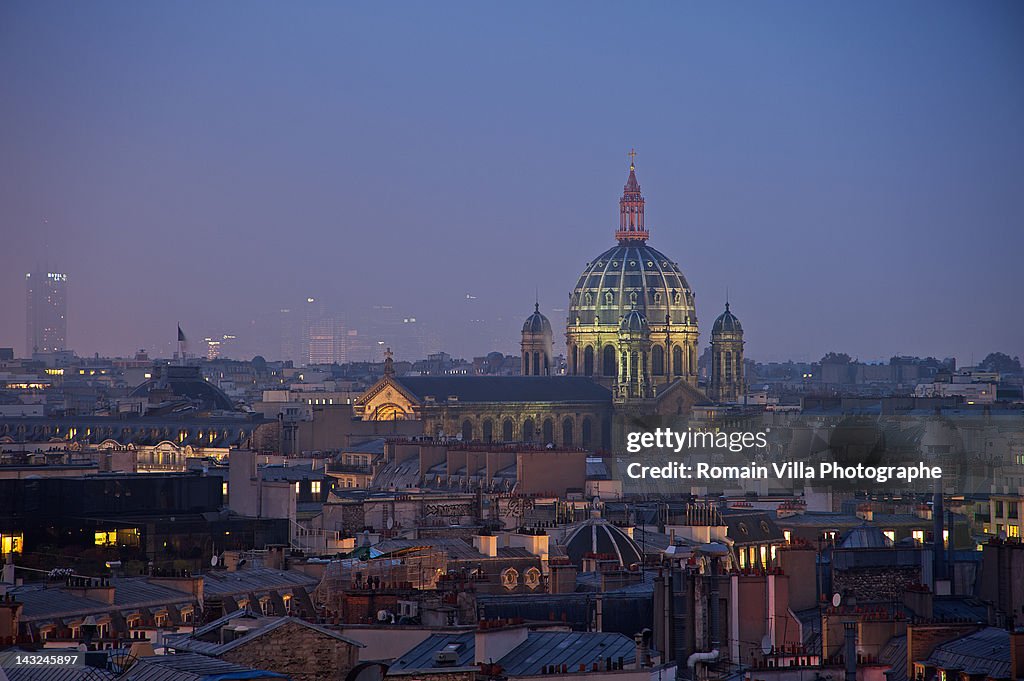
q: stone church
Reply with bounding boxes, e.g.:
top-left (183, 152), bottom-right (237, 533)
top-left (354, 156), bottom-right (746, 452)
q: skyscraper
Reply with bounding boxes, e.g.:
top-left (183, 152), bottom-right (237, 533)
top-left (25, 269), bottom-right (68, 355)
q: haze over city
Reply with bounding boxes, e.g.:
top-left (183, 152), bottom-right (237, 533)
top-left (2, 1), bottom-right (1022, 363)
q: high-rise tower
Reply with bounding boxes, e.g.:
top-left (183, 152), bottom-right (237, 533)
top-left (25, 269), bottom-right (68, 355)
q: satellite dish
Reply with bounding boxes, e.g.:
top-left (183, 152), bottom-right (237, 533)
top-left (386, 517), bottom-right (394, 530)
top-left (210, 555), bottom-right (219, 567)
top-left (832, 592), bottom-right (842, 608)
top-left (760, 635), bottom-right (772, 655)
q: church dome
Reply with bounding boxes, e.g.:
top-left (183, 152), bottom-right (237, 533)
top-left (522, 302), bottom-right (552, 335)
top-left (711, 302), bottom-right (742, 336)
top-left (570, 243), bottom-right (696, 326)
top-left (560, 519), bottom-right (643, 568)
top-left (568, 160), bottom-right (697, 328)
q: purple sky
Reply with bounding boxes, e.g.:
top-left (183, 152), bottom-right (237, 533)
top-left (1, 2), bottom-right (1022, 364)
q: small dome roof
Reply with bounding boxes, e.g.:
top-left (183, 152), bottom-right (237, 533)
top-left (712, 302), bottom-right (743, 335)
top-left (522, 303), bottom-right (552, 335)
top-left (620, 308), bottom-right (649, 333)
top-left (560, 519), bottom-right (643, 568)
top-left (129, 364), bottom-right (235, 411)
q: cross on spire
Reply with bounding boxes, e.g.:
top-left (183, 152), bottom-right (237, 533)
top-left (628, 147), bottom-right (637, 170)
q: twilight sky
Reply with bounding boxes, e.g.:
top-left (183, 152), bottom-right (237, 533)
top-left (1, 1), bottom-right (1022, 364)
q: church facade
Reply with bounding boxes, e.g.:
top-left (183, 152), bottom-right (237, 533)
top-left (354, 156), bottom-right (745, 453)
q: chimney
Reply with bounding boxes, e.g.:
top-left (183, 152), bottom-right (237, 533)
top-left (149, 572), bottom-right (204, 607)
top-left (933, 482), bottom-right (945, 583)
top-left (844, 621), bottom-right (857, 681)
top-left (901, 585), bottom-right (933, 620)
top-left (475, 621), bottom-right (528, 664)
top-left (0, 593), bottom-right (23, 645)
top-left (1011, 629), bottom-right (1024, 679)
top-left (473, 534), bottom-right (497, 558)
top-left (67, 577), bottom-right (116, 605)
top-left (549, 560), bottom-right (577, 594)
top-left (633, 629), bottom-right (652, 669)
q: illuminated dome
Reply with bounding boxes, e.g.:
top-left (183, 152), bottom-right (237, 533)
top-left (565, 157), bottom-right (700, 386)
top-left (570, 243), bottom-right (696, 327)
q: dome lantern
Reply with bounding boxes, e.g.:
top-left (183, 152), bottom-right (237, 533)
top-left (615, 149), bottom-right (649, 244)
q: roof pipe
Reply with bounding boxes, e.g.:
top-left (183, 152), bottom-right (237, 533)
top-left (686, 542), bottom-right (728, 675)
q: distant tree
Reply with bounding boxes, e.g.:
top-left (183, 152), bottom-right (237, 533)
top-left (978, 352), bottom-right (1022, 374)
top-left (820, 352), bottom-right (852, 364)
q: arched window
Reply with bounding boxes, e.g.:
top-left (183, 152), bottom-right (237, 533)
top-left (542, 419), bottom-right (554, 445)
top-left (533, 352), bottom-right (540, 376)
top-left (523, 419), bottom-right (535, 443)
top-left (571, 346), bottom-right (578, 375)
top-left (652, 345), bottom-right (665, 375)
top-left (673, 345), bottom-right (683, 376)
top-left (584, 346), bottom-right (595, 376)
top-left (562, 418), bottom-right (574, 447)
top-left (602, 345), bottom-right (616, 377)
top-left (689, 346), bottom-right (696, 375)
top-left (461, 420), bottom-right (473, 442)
top-left (502, 419), bottom-right (514, 442)
top-left (584, 292), bottom-right (592, 305)
top-left (482, 419), bottom-right (493, 443)
top-left (605, 291), bottom-right (614, 305)
top-left (581, 418), bottom-right (593, 448)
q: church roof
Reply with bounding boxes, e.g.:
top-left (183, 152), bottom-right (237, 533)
top-left (393, 376), bottom-right (611, 404)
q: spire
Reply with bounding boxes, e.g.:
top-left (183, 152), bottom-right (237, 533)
top-left (616, 149), bottom-right (648, 244)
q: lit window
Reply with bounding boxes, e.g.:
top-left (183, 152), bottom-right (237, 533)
top-left (94, 531), bottom-right (116, 546)
top-left (295, 482), bottom-right (300, 495)
top-left (912, 530), bottom-right (924, 544)
top-left (311, 481), bottom-right (321, 495)
top-left (783, 530), bottom-right (791, 544)
top-left (1009, 525), bottom-right (1021, 539)
top-left (222, 482), bottom-right (228, 498)
top-left (883, 530), bottom-right (895, 544)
